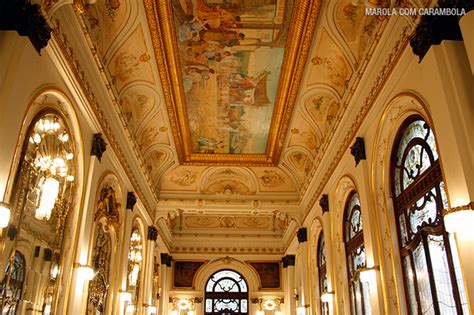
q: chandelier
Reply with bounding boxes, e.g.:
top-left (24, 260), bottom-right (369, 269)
top-left (128, 229), bottom-right (143, 286)
top-left (26, 113), bottom-right (75, 220)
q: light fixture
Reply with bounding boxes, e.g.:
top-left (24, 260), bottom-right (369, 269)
top-left (147, 305), bottom-right (157, 314)
top-left (35, 177), bottom-right (60, 220)
top-left (120, 291), bottom-right (132, 303)
top-left (257, 311), bottom-right (265, 315)
top-left (50, 264), bottom-right (59, 279)
top-left (358, 266), bottom-right (379, 285)
top-left (296, 306), bottom-right (306, 315)
top-left (125, 304), bottom-right (135, 314)
top-left (74, 263), bottom-right (95, 281)
top-left (0, 202), bottom-right (11, 228)
top-left (444, 203), bottom-right (474, 238)
top-left (44, 304), bottom-right (51, 315)
top-left (321, 291), bottom-right (334, 303)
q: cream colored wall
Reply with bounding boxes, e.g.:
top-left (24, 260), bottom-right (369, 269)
top-left (291, 34), bottom-right (474, 315)
top-left (0, 30), bottom-right (160, 315)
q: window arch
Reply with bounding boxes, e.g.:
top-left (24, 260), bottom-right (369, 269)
top-left (344, 191), bottom-right (370, 315)
top-left (204, 269), bottom-right (248, 315)
top-left (391, 116), bottom-right (468, 314)
top-left (0, 251), bottom-right (26, 314)
top-left (317, 233), bottom-right (328, 315)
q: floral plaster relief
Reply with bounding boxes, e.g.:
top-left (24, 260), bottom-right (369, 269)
top-left (308, 29), bottom-right (352, 96)
top-left (108, 25), bottom-right (154, 92)
top-left (84, 0), bottom-right (128, 57)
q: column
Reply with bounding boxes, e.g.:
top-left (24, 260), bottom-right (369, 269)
top-left (159, 253), bottom-right (172, 315)
top-left (460, 10), bottom-right (474, 74)
top-left (296, 228), bottom-right (310, 314)
top-left (424, 37), bottom-right (474, 312)
top-left (144, 226), bottom-right (158, 312)
top-left (282, 255), bottom-right (296, 315)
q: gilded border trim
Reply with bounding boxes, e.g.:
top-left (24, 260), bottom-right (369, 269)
top-left (144, 0), bottom-right (322, 166)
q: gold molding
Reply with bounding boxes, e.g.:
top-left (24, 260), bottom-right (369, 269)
top-left (444, 202), bottom-right (474, 215)
top-left (144, 0), bottom-right (322, 166)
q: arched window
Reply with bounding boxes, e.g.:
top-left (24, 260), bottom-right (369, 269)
top-left (391, 116), bottom-right (468, 314)
top-left (0, 251), bottom-right (26, 314)
top-left (204, 270), bottom-right (248, 315)
top-left (317, 234), bottom-right (328, 315)
top-left (344, 192), bottom-right (370, 315)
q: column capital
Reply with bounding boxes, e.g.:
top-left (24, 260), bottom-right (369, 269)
top-left (160, 253), bottom-right (172, 267)
top-left (297, 227), bottom-right (307, 243)
top-left (282, 255), bottom-right (295, 268)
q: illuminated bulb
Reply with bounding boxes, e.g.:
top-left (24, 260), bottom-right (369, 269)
top-left (125, 304), bottom-right (135, 314)
top-left (257, 311), bottom-right (265, 315)
top-left (136, 251), bottom-right (142, 262)
top-left (359, 268), bottom-right (377, 285)
top-left (321, 292), bottom-right (333, 303)
top-left (78, 266), bottom-right (95, 281)
top-left (297, 306), bottom-right (305, 315)
top-left (51, 264), bottom-right (59, 279)
top-left (44, 304), bottom-right (51, 315)
top-left (120, 291), bottom-right (132, 303)
top-left (33, 133), bottom-right (41, 144)
top-left (0, 202), bottom-right (11, 228)
top-left (147, 306), bottom-right (157, 314)
top-left (60, 133), bottom-right (69, 142)
top-left (66, 152), bottom-right (74, 160)
top-left (444, 209), bottom-right (474, 238)
top-left (36, 177), bottom-right (60, 220)
top-left (67, 175), bottom-right (75, 182)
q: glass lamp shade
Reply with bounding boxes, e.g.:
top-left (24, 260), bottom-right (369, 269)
top-left (444, 209), bottom-right (474, 237)
top-left (296, 306), bottom-right (306, 315)
top-left (0, 202), bottom-right (11, 228)
top-left (36, 177), bottom-right (60, 220)
top-left (321, 292), bottom-right (333, 303)
top-left (78, 266), bottom-right (95, 281)
top-left (147, 306), bottom-right (157, 314)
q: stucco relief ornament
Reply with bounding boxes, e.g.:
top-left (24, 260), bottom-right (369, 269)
top-left (170, 169), bottom-right (197, 186)
top-left (94, 186), bottom-right (121, 231)
top-left (259, 170), bottom-right (284, 187)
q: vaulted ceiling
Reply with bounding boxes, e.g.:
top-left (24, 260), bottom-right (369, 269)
top-left (50, 0), bottom-right (424, 251)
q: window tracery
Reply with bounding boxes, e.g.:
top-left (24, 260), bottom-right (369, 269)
top-left (317, 234), bottom-right (328, 315)
top-left (0, 251), bottom-right (26, 315)
top-left (391, 116), bottom-right (468, 314)
top-left (344, 192), bottom-right (371, 315)
top-left (204, 270), bottom-right (248, 315)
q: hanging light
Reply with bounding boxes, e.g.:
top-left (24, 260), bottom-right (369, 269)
top-left (36, 177), bottom-right (60, 220)
top-left (0, 202), bottom-right (11, 228)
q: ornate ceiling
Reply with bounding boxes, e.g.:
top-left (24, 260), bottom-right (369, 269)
top-left (48, 0), bottom-right (426, 250)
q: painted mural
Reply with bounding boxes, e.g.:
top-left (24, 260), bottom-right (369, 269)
top-left (171, 0), bottom-right (293, 154)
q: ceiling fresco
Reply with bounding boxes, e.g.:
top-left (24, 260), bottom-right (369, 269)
top-left (145, 0), bottom-right (320, 165)
top-left (59, 0), bottom-right (424, 243)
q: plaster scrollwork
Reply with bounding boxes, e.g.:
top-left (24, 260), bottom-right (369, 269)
top-left (169, 168), bottom-right (197, 186)
top-left (259, 170), bottom-right (285, 188)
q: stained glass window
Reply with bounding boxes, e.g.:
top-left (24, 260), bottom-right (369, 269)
top-left (0, 251), bottom-right (26, 315)
top-left (344, 192), bottom-right (371, 315)
top-left (391, 116), bottom-right (468, 314)
top-left (204, 270), bottom-right (248, 315)
top-left (317, 234), bottom-right (329, 315)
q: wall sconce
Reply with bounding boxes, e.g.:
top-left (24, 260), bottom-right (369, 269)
top-left (74, 263), bottom-right (95, 281)
top-left (296, 306), bottom-right (306, 315)
top-left (321, 291), bottom-right (334, 303)
top-left (444, 202), bottom-right (474, 238)
top-left (358, 266), bottom-right (379, 285)
top-left (143, 304), bottom-right (157, 314)
top-left (0, 202), bottom-right (11, 228)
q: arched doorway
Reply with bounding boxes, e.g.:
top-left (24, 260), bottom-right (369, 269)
top-left (204, 270), bottom-right (248, 315)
